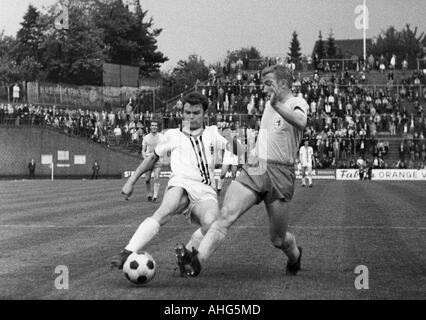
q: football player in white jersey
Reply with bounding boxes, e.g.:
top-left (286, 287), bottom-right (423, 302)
top-left (110, 92), bottom-right (240, 275)
top-left (141, 121), bottom-right (164, 202)
top-left (217, 123), bottom-right (243, 194)
top-left (179, 64), bottom-right (307, 277)
top-left (299, 140), bottom-right (315, 187)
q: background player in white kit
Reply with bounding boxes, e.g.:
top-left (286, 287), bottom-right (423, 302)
top-left (142, 121), bottom-right (164, 202)
top-left (177, 64), bottom-right (308, 277)
top-left (110, 92), bottom-right (240, 275)
top-left (217, 123), bottom-right (243, 194)
top-left (299, 140), bottom-right (314, 188)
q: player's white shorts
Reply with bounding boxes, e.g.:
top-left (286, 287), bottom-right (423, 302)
top-left (222, 151), bottom-right (239, 166)
top-left (167, 176), bottom-right (218, 222)
top-left (301, 166), bottom-right (312, 176)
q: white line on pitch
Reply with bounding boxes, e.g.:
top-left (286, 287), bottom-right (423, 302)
top-left (0, 224), bottom-right (425, 231)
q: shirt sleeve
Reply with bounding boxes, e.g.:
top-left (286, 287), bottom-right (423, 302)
top-left (292, 98), bottom-right (309, 120)
top-left (213, 126), bottom-right (229, 151)
top-left (154, 131), bottom-right (173, 157)
top-left (142, 136), bottom-right (148, 147)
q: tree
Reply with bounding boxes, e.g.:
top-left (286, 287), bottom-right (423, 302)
top-left (287, 31), bottom-right (302, 65)
top-left (172, 54), bottom-right (209, 89)
top-left (15, 5), bottom-right (44, 64)
top-left (40, 1), bottom-right (108, 85)
top-left (326, 29), bottom-right (337, 59)
top-left (226, 46), bottom-right (262, 71)
top-left (314, 31), bottom-right (326, 68)
top-left (399, 24), bottom-right (425, 67)
top-left (93, 0), bottom-right (167, 76)
top-left (0, 32), bottom-right (21, 84)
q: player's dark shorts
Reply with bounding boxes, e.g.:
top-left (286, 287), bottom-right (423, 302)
top-left (236, 160), bottom-right (296, 204)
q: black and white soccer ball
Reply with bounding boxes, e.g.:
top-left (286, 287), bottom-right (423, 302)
top-left (123, 252), bottom-right (156, 285)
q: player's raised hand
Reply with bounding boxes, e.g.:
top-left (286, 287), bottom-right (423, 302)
top-left (269, 80), bottom-right (285, 107)
top-left (121, 181), bottom-right (134, 200)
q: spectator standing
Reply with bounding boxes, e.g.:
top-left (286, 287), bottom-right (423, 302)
top-left (91, 160), bottom-right (100, 180)
top-left (113, 125), bottom-right (122, 145)
top-left (390, 54), bottom-right (396, 70)
top-left (13, 84), bottom-right (20, 103)
top-left (28, 159), bottom-right (36, 179)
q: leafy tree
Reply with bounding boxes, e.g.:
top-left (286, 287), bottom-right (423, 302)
top-left (399, 24), bottom-right (425, 67)
top-left (39, 1), bottom-right (107, 85)
top-left (226, 46), bottom-right (262, 68)
top-left (0, 32), bottom-right (21, 84)
top-left (287, 31), bottom-right (302, 65)
top-left (93, 0), bottom-right (167, 76)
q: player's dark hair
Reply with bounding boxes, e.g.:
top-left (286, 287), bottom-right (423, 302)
top-left (182, 92), bottom-right (209, 111)
top-left (262, 64), bottom-right (293, 88)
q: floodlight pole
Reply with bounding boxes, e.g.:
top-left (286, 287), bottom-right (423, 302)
top-left (51, 162), bottom-right (54, 181)
top-left (363, 0), bottom-right (367, 70)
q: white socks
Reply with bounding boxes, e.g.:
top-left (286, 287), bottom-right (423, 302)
top-left (186, 228), bottom-right (204, 251)
top-left (125, 217), bottom-right (160, 253)
top-left (197, 222), bottom-right (228, 263)
top-left (153, 182), bottom-right (160, 198)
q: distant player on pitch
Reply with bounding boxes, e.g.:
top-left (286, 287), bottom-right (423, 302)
top-left (217, 123), bottom-right (243, 194)
top-left (110, 92), bottom-right (241, 275)
top-left (299, 140), bottom-right (314, 187)
top-left (142, 121), bottom-right (164, 202)
top-left (176, 64), bottom-right (308, 277)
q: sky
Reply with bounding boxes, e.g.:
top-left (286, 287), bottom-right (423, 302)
top-left (1, 0), bottom-right (426, 71)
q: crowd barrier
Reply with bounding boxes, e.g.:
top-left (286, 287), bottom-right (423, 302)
top-left (123, 168), bottom-right (426, 181)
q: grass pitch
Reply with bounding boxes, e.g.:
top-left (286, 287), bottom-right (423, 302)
top-left (0, 179), bottom-right (425, 299)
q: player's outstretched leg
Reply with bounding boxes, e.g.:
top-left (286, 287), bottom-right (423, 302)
top-left (176, 198), bottom-right (219, 277)
top-left (110, 187), bottom-right (187, 270)
top-left (192, 181), bottom-right (258, 276)
top-left (266, 199), bottom-right (302, 275)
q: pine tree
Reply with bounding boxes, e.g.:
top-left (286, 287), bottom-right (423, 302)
top-left (16, 5), bottom-right (44, 63)
top-left (315, 31), bottom-right (326, 60)
top-left (287, 31), bottom-right (302, 65)
top-left (326, 29), bottom-right (337, 59)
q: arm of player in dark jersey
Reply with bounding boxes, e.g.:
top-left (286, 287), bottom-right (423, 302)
top-left (121, 153), bottom-right (159, 199)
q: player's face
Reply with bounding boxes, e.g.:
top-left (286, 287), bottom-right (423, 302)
top-left (150, 123), bottom-right (158, 133)
top-left (183, 103), bottom-right (204, 130)
top-left (262, 73), bottom-right (278, 98)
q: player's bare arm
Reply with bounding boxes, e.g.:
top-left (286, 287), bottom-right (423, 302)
top-left (270, 84), bottom-right (307, 131)
top-left (121, 153), bottom-right (159, 198)
top-left (141, 142), bottom-right (148, 159)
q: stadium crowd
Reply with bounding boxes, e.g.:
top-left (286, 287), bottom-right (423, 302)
top-left (1, 67), bottom-right (426, 169)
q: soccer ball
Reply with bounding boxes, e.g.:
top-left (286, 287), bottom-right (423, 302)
top-left (123, 252), bottom-right (156, 285)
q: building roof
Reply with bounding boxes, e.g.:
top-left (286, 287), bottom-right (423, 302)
top-left (311, 38), bottom-right (373, 60)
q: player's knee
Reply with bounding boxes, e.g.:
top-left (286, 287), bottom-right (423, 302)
top-left (271, 234), bottom-right (285, 249)
top-left (218, 205), bottom-right (237, 228)
top-left (152, 206), bottom-right (174, 225)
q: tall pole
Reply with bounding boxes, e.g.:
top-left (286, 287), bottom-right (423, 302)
top-left (363, 0), bottom-right (367, 71)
